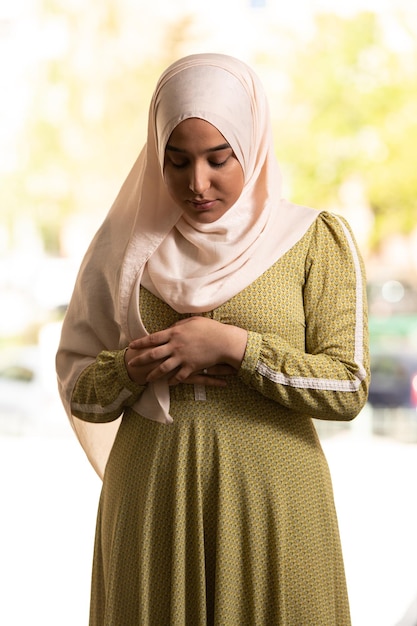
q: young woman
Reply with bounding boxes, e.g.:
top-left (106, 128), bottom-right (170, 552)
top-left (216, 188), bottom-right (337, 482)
top-left (56, 53), bottom-right (369, 625)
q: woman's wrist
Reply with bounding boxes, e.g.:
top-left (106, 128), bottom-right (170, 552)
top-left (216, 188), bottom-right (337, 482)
top-left (219, 324), bottom-right (248, 370)
top-left (123, 347), bottom-right (148, 386)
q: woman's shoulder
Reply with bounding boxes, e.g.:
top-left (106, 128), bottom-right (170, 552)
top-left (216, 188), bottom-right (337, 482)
top-left (304, 210), bottom-right (363, 272)
top-left (313, 209), bottom-right (350, 229)
top-left (285, 203), bottom-right (354, 241)
top-left (308, 209), bottom-right (357, 244)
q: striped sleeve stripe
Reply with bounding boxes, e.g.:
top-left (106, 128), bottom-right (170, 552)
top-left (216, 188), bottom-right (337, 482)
top-left (255, 362), bottom-right (366, 392)
top-left (255, 216), bottom-right (367, 393)
top-left (71, 388), bottom-right (133, 415)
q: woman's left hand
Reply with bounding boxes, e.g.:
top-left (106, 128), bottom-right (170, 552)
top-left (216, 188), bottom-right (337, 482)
top-left (127, 316), bottom-right (247, 385)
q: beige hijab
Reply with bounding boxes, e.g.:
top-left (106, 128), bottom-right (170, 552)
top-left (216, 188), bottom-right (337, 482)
top-left (56, 53), bottom-right (319, 477)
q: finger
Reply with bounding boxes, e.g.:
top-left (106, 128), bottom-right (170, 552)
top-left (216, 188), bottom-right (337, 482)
top-left (145, 358), bottom-right (185, 383)
top-left (129, 331), bottom-right (170, 349)
top-left (128, 345), bottom-right (172, 367)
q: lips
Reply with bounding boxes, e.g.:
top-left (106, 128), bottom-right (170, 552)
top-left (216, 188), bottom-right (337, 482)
top-left (189, 198), bottom-right (217, 210)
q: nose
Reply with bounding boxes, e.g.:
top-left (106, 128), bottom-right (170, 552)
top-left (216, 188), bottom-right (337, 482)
top-left (189, 162), bottom-right (210, 195)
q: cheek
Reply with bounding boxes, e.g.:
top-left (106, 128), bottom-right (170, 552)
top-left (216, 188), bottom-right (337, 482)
top-left (230, 166), bottom-right (245, 198)
top-left (163, 170), bottom-right (182, 198)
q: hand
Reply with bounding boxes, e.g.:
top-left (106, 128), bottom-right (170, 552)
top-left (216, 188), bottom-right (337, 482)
top-left (174, 364), bottom-right (237, 388)
top-left (127, 316), bottom-right (247, 385)
top-left (124, 347), bottom-right (166, 385)
top-left (125, 347), bottom-right (234, 387)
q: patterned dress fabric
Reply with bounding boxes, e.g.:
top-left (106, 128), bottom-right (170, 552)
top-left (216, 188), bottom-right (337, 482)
top-left (72, 212), bottom-right (369, 625)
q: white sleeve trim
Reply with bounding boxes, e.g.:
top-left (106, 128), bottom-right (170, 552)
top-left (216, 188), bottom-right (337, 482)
top-left (71, 387), bottom-right (133, 415)
top-left (255, 361), bottom-right (367, 392)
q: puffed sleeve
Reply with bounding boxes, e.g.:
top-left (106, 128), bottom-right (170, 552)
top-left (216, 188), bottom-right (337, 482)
top-left (71, 349), bottom-right (146, 423)
top-left (238, 212), bottom-right (369, 421)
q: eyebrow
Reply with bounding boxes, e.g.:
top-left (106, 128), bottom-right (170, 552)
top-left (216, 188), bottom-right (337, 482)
top-left (165, 142), bottom-right (231, 154)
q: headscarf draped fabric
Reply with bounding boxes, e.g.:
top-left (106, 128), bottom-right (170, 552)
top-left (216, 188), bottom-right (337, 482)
top-left (56, 53), bottom-right (319, 476)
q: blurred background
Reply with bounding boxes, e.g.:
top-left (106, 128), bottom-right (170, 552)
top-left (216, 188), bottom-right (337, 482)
top-left (1, 0), bottom-right (417, 624)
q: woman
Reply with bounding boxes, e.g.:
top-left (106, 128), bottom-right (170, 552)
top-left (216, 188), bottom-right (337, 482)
top-left (56, 53), bottom-right (369, 625)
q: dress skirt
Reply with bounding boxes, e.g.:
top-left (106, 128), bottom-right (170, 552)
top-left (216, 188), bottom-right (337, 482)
top-left (90, 381), bottom-right (351, 625)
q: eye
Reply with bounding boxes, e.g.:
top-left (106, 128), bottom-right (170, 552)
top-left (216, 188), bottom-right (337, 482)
top-left (166, 156), bottom-right (189, 169)
top-left (209, 159), bottom-right (228, 169)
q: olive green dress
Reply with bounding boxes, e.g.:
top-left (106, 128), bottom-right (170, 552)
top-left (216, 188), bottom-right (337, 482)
top-left (72, 212), bottom-right (369, 625)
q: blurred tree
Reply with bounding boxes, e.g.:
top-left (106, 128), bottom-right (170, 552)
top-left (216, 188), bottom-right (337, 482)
top-left (0, 0), bottom-right (195, 254)
top-left (268, 11), bottom-right (417, 250)
top-left (2, 6), bottom-right (416, 255)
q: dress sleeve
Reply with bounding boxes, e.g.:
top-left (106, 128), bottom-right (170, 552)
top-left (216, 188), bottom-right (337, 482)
top-left (238, 212), bottom-right (370, 421)
top-left (70, 349), bottom-right (146, 423)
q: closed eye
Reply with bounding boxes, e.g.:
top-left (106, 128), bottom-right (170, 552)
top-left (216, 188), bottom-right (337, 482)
top-left (166, 157), bottom-right (229, 169)
top-left (169, 160), bottom-right (188, 169)
top-left (209, 159), bottom-right (228, 169)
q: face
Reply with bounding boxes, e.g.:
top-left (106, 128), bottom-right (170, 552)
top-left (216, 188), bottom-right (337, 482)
top-left (163, 118), bottom-right (245, 223)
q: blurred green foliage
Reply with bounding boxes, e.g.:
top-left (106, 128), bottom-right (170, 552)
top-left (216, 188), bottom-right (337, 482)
top-left (1, 6), bottom-right (416, 254)
top-left (270, 12), bottom-right (417, 249)
top-left (1, 3), bottom-right (195, 253)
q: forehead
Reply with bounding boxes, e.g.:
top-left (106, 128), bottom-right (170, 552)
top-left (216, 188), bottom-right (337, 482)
top-left (167, 118), bottom-right (228, 150)
top-left (154, 65), bottom-right (254, 173)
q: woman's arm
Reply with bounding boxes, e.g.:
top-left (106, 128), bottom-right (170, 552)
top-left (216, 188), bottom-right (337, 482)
top-left (70, 349), bottom-right (146, 423)
top-left (238, 213), bottom-right (370, 421)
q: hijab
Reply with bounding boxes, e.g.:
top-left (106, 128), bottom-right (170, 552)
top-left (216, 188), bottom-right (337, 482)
top-left (56, 53), bottom-right (319, 477)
